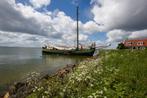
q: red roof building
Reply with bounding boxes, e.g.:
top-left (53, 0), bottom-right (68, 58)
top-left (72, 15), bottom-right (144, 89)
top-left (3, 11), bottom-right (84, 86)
top-left (123, 38), bottom-right (147, 49)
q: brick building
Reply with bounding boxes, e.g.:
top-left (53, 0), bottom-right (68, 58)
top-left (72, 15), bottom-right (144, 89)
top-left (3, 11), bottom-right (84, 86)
top-left (123, 38), bottom-right (147, 49)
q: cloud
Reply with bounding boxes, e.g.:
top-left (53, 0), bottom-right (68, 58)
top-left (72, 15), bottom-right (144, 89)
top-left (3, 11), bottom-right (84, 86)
top-left (62, 33), bottom-right (88, 41)
top-left (30, 0), bottom-right (51, 9)
top-left (106, 30), bottom-right (130, 42)
top-left (0, 30), bottom-right (88, 47)
top-left (107, 29), bottom-right (147, 42)
top-left (129, 29), bottom-right (147, 39)
top-left (0, 0), bottom-right (52, 36)
top-left (72, 0), bottom-right (79, 6)
top-left (91, 0), bottom-right (147, 31)
top-left (0, 0), bottom-right (100, 47)
top-left (0, 31), bottom-right (45, 47)
top-left (82, 21), bottom-right (99, 34)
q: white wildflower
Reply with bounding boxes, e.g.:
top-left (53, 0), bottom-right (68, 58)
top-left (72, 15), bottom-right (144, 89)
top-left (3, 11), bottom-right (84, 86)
top-left (90, 83), bottom-right (94, 87)
top-left (104, 87), bottom-right (107, 91)
top-left (104, 96), bottom-right (107, 98)
top-left (99, 90), bottom-right (103, 94)
top-left (44, 91), bottom-right (49, 94)
top-left (88, 95), bottom-right (93, 98)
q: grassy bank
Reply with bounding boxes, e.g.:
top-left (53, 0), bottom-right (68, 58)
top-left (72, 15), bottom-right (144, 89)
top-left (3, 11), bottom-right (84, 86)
top-left (26, 50), bottom-right (147, 98)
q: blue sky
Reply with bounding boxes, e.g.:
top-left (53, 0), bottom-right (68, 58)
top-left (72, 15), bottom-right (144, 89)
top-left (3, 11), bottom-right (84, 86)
top-left (16, 0), bottom-right (107, 43)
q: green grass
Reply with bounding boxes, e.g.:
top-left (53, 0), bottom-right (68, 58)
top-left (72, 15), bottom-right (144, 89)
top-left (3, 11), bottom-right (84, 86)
top-left (27, 50), bottom-right (147, 98)
top-left (101, 50), bottom-right (147, 97)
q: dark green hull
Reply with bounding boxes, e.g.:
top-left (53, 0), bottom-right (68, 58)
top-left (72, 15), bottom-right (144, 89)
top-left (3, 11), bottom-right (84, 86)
top-left (42, 49), bottom-right (95, 56)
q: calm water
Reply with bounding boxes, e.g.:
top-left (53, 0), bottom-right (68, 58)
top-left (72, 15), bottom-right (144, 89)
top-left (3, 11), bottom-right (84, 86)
top-left (0, 47), bottom-right (87, 91)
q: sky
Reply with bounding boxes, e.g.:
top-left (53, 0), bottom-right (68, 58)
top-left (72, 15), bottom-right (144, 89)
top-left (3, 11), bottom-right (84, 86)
top-left (0, 0), bottom-right (147, 48)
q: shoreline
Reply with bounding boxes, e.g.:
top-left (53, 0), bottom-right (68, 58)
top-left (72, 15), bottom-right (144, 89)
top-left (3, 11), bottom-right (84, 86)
top-left (1, 56), bottom-right (94, 98)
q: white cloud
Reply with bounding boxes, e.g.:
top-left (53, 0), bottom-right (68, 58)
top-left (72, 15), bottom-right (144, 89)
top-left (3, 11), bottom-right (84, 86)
top-left (62, 33), bottom-right (88, 41)
top-left (129, 29), bottom-right (147, 39)
top-left (0, 31), bottom-right (47, 47)
top-left (0, 0), bottom-right (53, 36)
top-left (107, 29), bottom-right (147, 42)
top-left (106, 30), bottom-right (130, 42)
top-left (0, 0), bottom-right (98, 47)
top-left (72, 0), bottom-right (79, 6)
top-left (91, 0), bottom-right (147, 31)
top-left (82, 21), bottom-right (99, 34)
top-left (30, 0), bottom-right (51, 9)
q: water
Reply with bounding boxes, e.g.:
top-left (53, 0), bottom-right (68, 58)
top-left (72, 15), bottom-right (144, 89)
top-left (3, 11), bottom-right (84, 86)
top-left (0, 47), bottom-right (87, 91)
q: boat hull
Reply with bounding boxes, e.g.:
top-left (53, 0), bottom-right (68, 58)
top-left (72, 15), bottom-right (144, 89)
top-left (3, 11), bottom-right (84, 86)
top-left (42, 49), bottom-right (95, 56)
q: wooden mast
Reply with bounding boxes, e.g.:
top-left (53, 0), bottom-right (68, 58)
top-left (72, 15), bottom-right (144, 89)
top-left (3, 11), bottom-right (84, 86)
top-left (76, 6), bottom-right (79, 50)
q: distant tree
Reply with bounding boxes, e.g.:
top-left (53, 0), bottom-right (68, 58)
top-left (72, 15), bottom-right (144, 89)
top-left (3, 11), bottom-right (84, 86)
top-left (117, 43), bottom-right (126, 49)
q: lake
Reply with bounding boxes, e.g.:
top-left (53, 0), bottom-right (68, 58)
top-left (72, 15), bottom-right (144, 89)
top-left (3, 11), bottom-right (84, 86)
top-left (0, 47), bottom-right (87, 91)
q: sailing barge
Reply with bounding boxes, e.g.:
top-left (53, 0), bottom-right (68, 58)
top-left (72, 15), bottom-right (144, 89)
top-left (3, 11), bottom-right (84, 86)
top-left (42, 7), bottom-right (95, 56)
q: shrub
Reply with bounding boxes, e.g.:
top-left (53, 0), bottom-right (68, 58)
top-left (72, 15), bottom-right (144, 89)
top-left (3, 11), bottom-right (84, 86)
top-left (117, 43), bottom-right (126, 49)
